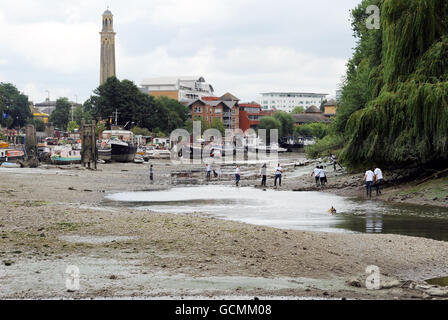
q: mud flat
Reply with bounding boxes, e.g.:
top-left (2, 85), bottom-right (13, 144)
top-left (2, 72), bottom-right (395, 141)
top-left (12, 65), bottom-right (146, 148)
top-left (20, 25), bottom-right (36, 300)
top-left (1, 160), bottom-right (448, 300)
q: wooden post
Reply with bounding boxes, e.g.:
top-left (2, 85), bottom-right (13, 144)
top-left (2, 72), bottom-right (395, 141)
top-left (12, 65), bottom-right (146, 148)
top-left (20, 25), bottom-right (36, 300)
top-left (81, 120), bottom-right (97, 170)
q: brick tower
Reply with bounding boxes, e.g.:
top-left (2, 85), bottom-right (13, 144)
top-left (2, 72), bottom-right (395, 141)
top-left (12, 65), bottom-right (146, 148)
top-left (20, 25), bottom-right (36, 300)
top-left (100, 8), bottom-right (116, 85)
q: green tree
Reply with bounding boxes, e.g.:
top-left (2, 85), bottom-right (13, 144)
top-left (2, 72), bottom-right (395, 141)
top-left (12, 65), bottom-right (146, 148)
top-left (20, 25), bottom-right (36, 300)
top-left (67, 120), bottom-right (80, 133)
top-left (73, 105), bottom-right (93, 125)
top-left (295, 123), bottom-right (328, 139)
top-left (49, 98), bottom-right (71, 130)
top-left (96, 122), bottom-right (107, 136)
top-left (28, 118), bottom-right (45, 132)
top-left (0, 82), bottom-right (32, 128)
top-left (87, 77), bottom-right (188, 134)
top-left (131, 126), bottom-right (150, 136)
top-left (291, 106), bottom-right (305, 114)
top-left (258, 116), bottom-right (282, 144)
top-left (335, 0), bottom-right (448, 168)
top-left (209, 118), bottom-right (225, 136)
top-left (273, 111), bottom-right (295, 136)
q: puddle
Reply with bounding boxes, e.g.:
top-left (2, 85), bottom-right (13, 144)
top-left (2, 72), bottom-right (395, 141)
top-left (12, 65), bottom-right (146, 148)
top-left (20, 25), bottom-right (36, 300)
top-left (426, 277), bottom-right (448, 287)
top-left (59, 235), bottom-right (137, 244)
top-left (104, 185), bottom-right (448, 241)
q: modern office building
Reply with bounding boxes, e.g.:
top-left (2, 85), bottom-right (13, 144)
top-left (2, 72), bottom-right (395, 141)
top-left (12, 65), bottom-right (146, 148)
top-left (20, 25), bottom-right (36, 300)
top-left (258, 92), bottom-right (328, 112)
top-left (140, 76), bottom-right (215, 101)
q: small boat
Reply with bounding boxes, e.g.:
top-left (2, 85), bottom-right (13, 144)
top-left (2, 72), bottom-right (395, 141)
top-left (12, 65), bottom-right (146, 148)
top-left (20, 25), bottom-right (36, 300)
top-left (50, 147), bottom-right (81, 165)
top-left (50, 150), bottom-right (81, 165)
top-left (97, 140), bottom-right (112, 162)
top-left (0, 162), bottom-right (21, 168)
top-left (101, 130), bottom-right (137, 163)
top-left (0, 149), bottom-right (25, 164)
top-left (150, 148), bottom-right (171, 160)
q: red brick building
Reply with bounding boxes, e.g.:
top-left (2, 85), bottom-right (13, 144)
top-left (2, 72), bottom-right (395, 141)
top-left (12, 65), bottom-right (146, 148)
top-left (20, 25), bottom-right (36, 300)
top-left (183, 93), bottom-right (240, 130)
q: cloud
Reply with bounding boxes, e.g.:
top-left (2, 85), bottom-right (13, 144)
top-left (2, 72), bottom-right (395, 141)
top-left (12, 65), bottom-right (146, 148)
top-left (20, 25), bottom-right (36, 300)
top-left (0, 0), bottom-right (359, 103)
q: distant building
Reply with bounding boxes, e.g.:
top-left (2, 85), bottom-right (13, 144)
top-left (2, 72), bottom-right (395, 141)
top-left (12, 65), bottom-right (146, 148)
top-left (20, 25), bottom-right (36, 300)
top-left (293, 105), bottom-right (330, 126)
top-left (182, 93), bottom-right (240, 130)
top-left (34, 98), bottom-right (81, 116)
top-left (258, 92), bottom-right (328, 112)
top-left (100, 8), bottom-right (116, 85)
top-left (239, 102), bottom-right (264, 132)
top-left (140, 76), bottom-right (215, 101)
top-left (323, 99), bottom-right (338, 117)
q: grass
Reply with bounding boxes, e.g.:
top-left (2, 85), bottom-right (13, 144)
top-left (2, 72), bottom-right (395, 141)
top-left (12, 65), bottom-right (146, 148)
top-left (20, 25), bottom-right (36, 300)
top-left (398, 176), bottom-right (448, 200)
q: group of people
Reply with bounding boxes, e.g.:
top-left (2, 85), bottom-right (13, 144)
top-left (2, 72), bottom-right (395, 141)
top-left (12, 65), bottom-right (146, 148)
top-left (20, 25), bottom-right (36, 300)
top-left (363, 167), bottom-right (383, 198)
top-left (311, 165), bottom-right (327, 187)
top-left (234, 163), bottom-right (283, 187)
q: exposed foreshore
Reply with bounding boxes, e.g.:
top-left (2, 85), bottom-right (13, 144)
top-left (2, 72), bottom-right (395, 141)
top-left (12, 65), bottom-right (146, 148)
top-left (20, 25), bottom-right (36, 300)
top-left (1, 160), bottom-right (448, 300)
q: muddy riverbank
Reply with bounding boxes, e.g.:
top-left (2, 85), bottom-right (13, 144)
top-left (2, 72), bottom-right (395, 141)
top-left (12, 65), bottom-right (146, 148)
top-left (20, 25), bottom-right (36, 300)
top-left (1, 160), bottom-right (448, 300)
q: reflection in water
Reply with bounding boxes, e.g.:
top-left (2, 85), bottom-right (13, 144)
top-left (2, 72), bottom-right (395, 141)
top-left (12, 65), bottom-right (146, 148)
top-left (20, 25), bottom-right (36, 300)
top-left (365, 213), bottom-right (383, 233)
top-left (104, 186), bottom-right (448, 242)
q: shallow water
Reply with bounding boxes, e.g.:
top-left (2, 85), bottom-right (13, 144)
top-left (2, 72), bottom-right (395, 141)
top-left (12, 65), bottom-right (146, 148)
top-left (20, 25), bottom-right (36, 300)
top-left (104, 185), bottom-right (448, 241)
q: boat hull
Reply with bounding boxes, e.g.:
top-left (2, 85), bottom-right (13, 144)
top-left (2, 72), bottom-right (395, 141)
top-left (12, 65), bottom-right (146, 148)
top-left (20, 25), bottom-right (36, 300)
top-left (111, 144), bottom-right (137, 162)
top-left (98, 149), bottom-right (112, 162)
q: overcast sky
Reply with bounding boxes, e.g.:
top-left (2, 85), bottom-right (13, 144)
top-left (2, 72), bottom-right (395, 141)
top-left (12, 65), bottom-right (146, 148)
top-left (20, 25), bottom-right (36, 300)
top-left (0, 0), bottom-right (360, 104)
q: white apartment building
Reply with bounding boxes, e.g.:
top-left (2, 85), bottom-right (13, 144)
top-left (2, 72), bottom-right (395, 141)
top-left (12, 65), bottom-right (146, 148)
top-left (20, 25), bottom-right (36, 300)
top-left (258, 92), bottom-right (328, 112)
top-left (140, 76), bottom-right (215, 101)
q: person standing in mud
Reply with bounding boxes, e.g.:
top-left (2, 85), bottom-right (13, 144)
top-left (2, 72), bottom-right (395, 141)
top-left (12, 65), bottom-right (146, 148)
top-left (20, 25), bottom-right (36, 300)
top-left (235, 166), bottom-right (241, 187)
top-left (319, 166), bottom-right (327, 187)
top-left (364, 169), bottom-right (375, 198)
top-left (274, 163), bottom-right (283, 187)
top-left (149, 165), bottom-right (154, 183)
top-left (260, 163), bottom-right (267, 187)
top-left (206, 164), bottom-right (211, 181)
top-left (374, 167), bottom-right (383, 195)
top-left (331, 154), bottom-right (341, 172)
top-left (311, 166), bottom-right (321, 187)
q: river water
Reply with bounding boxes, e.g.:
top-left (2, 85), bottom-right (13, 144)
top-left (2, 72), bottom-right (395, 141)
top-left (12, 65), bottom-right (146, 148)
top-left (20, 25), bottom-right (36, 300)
top-left (104, 185), bottom-right (448, 241)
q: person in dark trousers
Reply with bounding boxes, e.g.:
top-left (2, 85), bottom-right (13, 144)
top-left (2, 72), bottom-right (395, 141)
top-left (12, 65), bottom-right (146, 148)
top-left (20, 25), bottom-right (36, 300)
top-left (149, 165), bottom-right (154, 182)
top-left (319, 166), bottom-right (327, 187)
top-left (374, 167), bottom-right (383, 195)
top-left (235, 166), bottom-right (241, 187)
top-left (206, 164), bottom-right (211, 181)
top-left (364, 169), bottom-right (375, 198)
top-left (311, 166), bottom-right (321, 187)
top-left (274, 163), bottom-right (283, 187)
top-left (260, 163), bottom-right (267, 187)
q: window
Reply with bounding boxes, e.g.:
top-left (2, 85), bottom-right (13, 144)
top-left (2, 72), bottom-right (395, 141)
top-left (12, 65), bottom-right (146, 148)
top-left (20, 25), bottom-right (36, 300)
top-left (194, 107), bottom-right (202, 113)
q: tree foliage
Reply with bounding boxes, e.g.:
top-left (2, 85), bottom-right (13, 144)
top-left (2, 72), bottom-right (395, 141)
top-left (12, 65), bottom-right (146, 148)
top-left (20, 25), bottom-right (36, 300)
top-left (330, 0), bottom-right (448, 169)
top-left (86, 77), bottom-right (189, 134)
top-left (273, 111), bottom-right (295, 136)
top-left (49, 98), bottom-right (71, 130)
top-left (0, 82), bottom-right (31, 128)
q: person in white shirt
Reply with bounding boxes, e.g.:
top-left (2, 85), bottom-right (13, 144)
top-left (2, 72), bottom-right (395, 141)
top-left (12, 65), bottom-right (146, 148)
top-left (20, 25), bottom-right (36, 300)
top-left (274, 163), bottom-right (283, 187)
top-left (319, 166), bottom-right (327, 186)
top-left (364, 169), bottom-right (375, 198)
top-left (235, 166), bottom-right (241, 187)
top-left (260, 163), bottom-right (267, 187)
top-left (374, 167), bottom-right (383, 195)
top-left (311, 166), bottom-right (321, 187)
